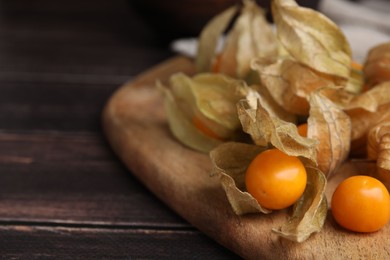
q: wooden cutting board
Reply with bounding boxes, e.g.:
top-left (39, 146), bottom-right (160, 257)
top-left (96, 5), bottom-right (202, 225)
top-left (102, 56), bottom-right (390, 259)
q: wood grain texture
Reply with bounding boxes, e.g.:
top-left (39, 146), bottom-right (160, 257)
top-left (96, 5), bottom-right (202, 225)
top-left (0, 224), bottom-right (238, 259)
top-left (0, 130), bottom-right (239, 257)
top-left (0, 0), bottom-right (242, 257)
top-left (102, 56), bottom-right (390, 259)
top-left (0, 81), bottom-right (122, 131)
top-left (0, 0), bottom-right (172, 77)
top-left (0, 131), bottom-right (187, 227)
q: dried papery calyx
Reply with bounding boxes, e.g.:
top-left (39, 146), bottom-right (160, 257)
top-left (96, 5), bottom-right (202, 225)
top-left (195, 5), bottom-right (238, 74)
top-left (253, 0), bottom-right (357, 116)
top-left (196, 0), bottom-right (278, 79)
top-left (343, 82), bottom-right (390, 156)
top-left (210, 141), bottom-right (327, 242)
top-left (272, 164), bottom-right (327, 242)
top-left (343, 60), bottom-right (364, 95)
top-left (237, 87), bottom-right (317, 162)
top-left (210, 142), bottom-right (271, 215)
top-left (307, 90), bottom-right (351, 178)
top-left (158, 73), bottom-right (249, 153)
top-left (363, 42), bottom-right (390, 88)
top-left (367, 122), bottom-right (390, 190)
top-left (252, 58), bottom-right (339, 115)
top-left (271, 0), bottom-right (352, 80)
top-left (210, 86), bottom-right (328, 242)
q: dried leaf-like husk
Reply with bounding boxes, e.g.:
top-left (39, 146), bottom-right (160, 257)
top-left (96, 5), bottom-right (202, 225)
top-left (273, 164), bottom-right (327, 242)
top-left (363, 42), bottom-right (390, 88)
top-left (344, 64), bottom-right (364, 95)
top-left (367, 122), bottom-right (390, 160)
top-left (211, 142), bottom-right (327, 242)
top-left (159, 81), bottom-right (222, 153)
top-left (344, 81), bottom-right (390, 112)
top-left (218, 0), bottom-right (278, 78)
top-left (377, 135), bottom-right (390, 190)
top-left (308, 91), bottom-right (351, 178)
top-left (196, 6), bottom-right (238, 73)
top-left (367, 122), bottom-right (390, 189)
top-left (159, 73), bottom-right (248, 152)
top-left (344, 82), bottom-right (390, 155)
top-left (210, 142), bottom-right (270, 214)
top-left (253, 58), bottom-right (337, 115)
top-left (271, 0), bottom-right (352, 79)
top-left (237, 93), bottom-right (317, 162)
top-left (246, 85), bottom-right (296, 123)
top-left (171, 73), bottom-right (248, 133)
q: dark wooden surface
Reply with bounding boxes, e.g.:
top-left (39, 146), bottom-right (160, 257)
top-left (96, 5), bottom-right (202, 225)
top-left (0, 0), bottom-right (240, 258)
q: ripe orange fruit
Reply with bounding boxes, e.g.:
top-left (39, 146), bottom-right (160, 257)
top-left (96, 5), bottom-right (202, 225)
top-left (245, 148), bottom-right (307, 210)
top-left (331, 175), bottom-right (390, 232)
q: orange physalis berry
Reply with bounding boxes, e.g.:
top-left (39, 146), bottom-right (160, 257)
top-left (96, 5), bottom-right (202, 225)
top-left (245, 149), bottom-right (307, 210)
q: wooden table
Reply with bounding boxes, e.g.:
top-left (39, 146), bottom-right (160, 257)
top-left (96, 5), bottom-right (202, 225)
top-left (0, 1), bottom-right (239, 258)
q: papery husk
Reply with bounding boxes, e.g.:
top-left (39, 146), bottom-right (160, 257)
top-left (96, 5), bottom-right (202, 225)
top-left (211, 90), bottom-right (329, 242)
top-left (344, 82), bottom-right (390, 112)
top-left (252, 58), bottom-right (338, 115)
top-left (196, 5), bottom-right (238, 73)
top-left (377, 135), bottom-right (390, 190)
top-left (363, 42), bottom-right (390, 88)
top-left (246, 85), bottom-right (296, 123)
top-left (367, 122), bottom-right (390, 190)
top-left (271, 0), bottom-right (352, 79)
top-left (210, 142), bottom-right (328, 242)
top-left (159, 81), bottom-right (222, 153)
top-left (308, 90), bottom-right (351, 178)
top-left (344, 64), bottom-right (364, 95)
top-left (344, 82), bottom-right (390, 156)
top-left (217, 0), bottom-right (278, 78)
top-left (159, 73), bottom-right (248, 152)
top-left (210, 142), bottom-right (270, 214)
top-left (237, 90), bottom-right (317, 162)
top-left (187, 74), bottom-right (248, 131)
top-left (273, 164), bottom-right (327, 242)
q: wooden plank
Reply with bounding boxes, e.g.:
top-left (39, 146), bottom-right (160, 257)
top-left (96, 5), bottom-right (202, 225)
top-left (0, 1), bottom-right (243, 258)
top-left (0, 0), bottom-right (130, 13)
top-left (0, 0), bottom-right (174, 132)
top-left (0, 0), bottom-right (173, 77)
top-left (0, 131), bottom-right (188, 227)
top-left (0, 224), bottom-right (239, 259)
top-left (0, 81), bottom-right (119, 131)
top-left (0, 42), bottom-right (172, 78)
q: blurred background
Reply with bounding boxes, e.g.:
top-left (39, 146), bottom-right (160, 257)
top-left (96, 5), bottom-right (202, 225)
top-left (128, 0), bottom-right (390, 61)
top-left (129, 0), bottom-right (321, 41)
top-left (128, 0), bottom-right (390, 63)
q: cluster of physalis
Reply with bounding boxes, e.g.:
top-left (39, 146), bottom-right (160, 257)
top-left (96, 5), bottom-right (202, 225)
top-left (158, 0), bottom-right (390, 242)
